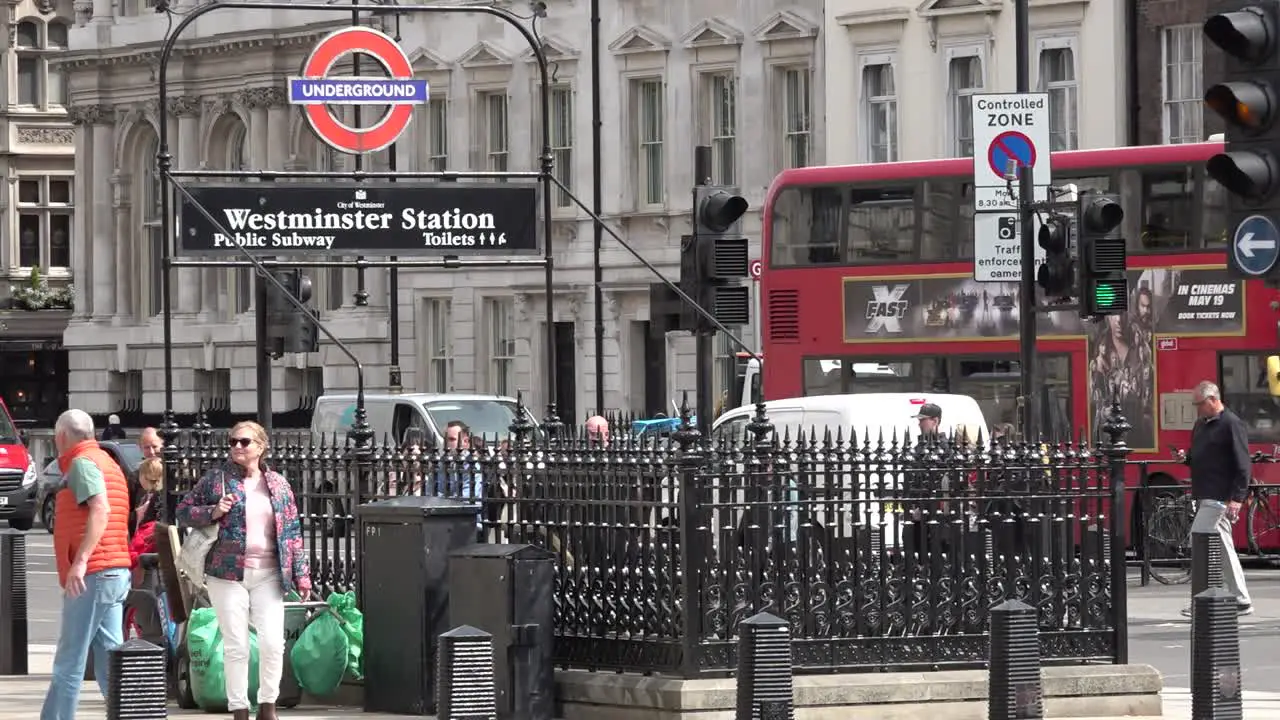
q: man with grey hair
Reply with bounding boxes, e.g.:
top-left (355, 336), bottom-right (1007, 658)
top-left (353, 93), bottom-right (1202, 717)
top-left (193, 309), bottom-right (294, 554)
top-left (1173, 380), bottom-right (1254, 616)
top-left (43, 409), bottom-right (133, 719)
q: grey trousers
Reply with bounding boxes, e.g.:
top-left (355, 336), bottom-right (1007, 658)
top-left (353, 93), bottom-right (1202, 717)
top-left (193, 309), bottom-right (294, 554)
top-left (1191, 499), bottom-right (1252, 606)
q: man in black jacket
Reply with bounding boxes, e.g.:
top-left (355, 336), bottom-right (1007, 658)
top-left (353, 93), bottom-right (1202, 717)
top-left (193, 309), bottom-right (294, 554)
top-left (1174, 380), bottom-right (1253, 616)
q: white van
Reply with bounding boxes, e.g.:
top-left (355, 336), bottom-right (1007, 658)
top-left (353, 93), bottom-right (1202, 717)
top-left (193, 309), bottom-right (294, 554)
top-left (709, 393), bottom-right (991, 549)
top-left (712, 393), bottom-right (989, 447)
top-left (311, 393), bottom-right (539, 447)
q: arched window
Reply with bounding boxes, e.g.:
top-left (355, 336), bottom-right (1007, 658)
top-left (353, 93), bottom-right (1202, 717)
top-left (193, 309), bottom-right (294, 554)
top-left (15, 19), bottom-right (68, 108)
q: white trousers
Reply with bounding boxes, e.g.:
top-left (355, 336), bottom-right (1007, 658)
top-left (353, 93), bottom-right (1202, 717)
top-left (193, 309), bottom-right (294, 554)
top-left (1191, 500), bottom-right (1253, 606)
top-left (206, 566), bottom-right (286, 710)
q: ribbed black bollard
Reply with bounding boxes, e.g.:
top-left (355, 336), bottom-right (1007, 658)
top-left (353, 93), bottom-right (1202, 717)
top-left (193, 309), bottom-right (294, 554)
top-left (437, 625), bottom-right (498, 720)
top-left (1191, 531), bottom-right (1225, 597)
top-left (989, 599), bottom-right (1042, 720)
top-left (0, 529), bottom-right (28, 675)
top-left (106, 638), bottom-right (167, 719)
top-left (1192, 588), bottom-right (1242, 720)
top-left (736, 612), bottom-right (794, 720)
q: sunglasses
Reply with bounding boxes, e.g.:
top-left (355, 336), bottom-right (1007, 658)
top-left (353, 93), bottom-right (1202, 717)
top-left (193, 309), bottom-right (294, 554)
top-left (229, 437), bottom-right (255, 448)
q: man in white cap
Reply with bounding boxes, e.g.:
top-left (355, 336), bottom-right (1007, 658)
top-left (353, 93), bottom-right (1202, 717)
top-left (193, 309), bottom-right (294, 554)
top-left (100, 415), bottom-right (127, 441)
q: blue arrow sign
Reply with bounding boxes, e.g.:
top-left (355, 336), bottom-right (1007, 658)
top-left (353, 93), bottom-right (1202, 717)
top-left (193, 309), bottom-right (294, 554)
top-left (1232, 214), bottom-right (1280, 277)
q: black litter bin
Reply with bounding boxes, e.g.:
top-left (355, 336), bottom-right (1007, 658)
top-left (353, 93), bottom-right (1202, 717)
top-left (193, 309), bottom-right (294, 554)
top-left (358, 495), bottom-right (480, 715)
top-left (449, 543), bottom-right (555, 720)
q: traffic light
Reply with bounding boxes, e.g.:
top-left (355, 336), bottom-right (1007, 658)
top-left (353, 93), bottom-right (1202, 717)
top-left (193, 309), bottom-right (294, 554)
top-left (1204, 2), bottom-right (1280, 203)
top-left (680, 185), bottom-right (750, 332)
top-left (265, 269), bottom-right (318, 356)
top-left (1076, 193), bottom-right (1127, 319)
top-left (1036, 214), bottom-right (1074, 298)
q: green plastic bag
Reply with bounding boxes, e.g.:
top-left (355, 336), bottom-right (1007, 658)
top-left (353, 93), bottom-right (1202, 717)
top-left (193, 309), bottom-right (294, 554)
top-left (186, 607), bottom-right (260, 711)
top-left (328, 591), bottom-right (364, 681)
top-left (290, 606), bottom-right (349, 697)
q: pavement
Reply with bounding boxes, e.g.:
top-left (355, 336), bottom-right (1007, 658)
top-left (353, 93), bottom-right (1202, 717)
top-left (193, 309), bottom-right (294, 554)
top-left (8, 524), bottom-right (1280, 716)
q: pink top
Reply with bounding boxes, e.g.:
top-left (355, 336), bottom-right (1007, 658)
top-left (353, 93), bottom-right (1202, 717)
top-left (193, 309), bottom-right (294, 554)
top-left (242, 472), bottom-right (278, 569)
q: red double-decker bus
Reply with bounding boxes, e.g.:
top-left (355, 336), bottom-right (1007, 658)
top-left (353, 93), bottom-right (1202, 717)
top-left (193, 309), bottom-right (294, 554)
top-left (759, 141), bottom-right (1280, 552)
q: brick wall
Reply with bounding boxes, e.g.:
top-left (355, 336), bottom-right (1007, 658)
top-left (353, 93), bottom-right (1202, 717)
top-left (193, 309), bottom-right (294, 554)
top-left (1135, 0), bottom-right (1224, 145)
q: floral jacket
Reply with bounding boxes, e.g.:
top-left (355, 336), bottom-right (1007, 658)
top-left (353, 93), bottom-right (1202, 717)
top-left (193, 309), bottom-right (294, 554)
top-left (175, 461), bottom-right (310, 594)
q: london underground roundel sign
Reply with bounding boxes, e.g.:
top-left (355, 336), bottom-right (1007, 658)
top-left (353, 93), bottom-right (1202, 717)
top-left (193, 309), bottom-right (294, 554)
top-left (288, 27), bottom-right (429, 155)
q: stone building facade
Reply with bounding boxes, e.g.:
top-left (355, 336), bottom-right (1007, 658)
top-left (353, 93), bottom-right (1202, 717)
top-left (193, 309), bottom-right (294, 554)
top-left (60, 0), bottom-right (825, 419)
top-left (0, 0), bottom-right (76, 425)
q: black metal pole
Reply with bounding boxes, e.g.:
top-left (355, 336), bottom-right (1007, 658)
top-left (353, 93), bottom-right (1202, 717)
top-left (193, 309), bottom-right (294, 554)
top-left (351, 0), bottom-right (368, 307)
top-left (255, 276), bottom-right (272, 433)
top-left (387, 11), bottom-right (402, 392)
top-left (388, 191), bottom-right (401, 387)
top-left (694, 147), bottom-right (714, 437)
top-left (1015, 0), bottom-right (1037, 441)
top-left (590, 0), bottom-right (604, 415)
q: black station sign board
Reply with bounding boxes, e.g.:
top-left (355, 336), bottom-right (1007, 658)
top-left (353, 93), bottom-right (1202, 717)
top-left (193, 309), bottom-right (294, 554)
top-left (177, 183), bottom-right (540, 256)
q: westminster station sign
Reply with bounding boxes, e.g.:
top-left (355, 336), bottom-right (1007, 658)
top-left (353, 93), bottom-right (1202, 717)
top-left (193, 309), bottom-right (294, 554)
top-left (177, 183), bottom-right (541, 256)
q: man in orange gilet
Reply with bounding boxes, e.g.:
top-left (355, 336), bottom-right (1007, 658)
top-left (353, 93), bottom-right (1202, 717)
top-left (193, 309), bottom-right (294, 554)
top-left (42, 409), bottom-right (132, 720)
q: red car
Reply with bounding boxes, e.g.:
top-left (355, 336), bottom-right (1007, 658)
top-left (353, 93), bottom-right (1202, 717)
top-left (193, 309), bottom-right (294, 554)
top-left (0, 399), bottom-right (38, 531)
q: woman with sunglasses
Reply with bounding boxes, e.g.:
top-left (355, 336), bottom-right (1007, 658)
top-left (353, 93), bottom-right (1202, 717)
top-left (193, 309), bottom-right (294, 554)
top-left (176, 421), bottom-right (311, 720)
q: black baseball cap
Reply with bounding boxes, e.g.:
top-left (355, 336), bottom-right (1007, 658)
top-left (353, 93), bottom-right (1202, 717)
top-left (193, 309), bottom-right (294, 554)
top-left (912, 403), bottom-right (942, 420)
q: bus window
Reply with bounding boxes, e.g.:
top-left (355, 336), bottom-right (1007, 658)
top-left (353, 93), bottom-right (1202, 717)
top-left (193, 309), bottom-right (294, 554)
top-left (1220, 353), bottom-right (1280, 443)
top-left (930, 356), bottom-right (1071, 435)
top-left (921, 179), bottom-right (974, 261)
top-left (769, 185), bottom-right (843, 266)
top-left (802, 358), bottom-right (916, 396)
top-left (1138, 166), bottom-right (1195, 251)
top-left (845, 186), bottom-right (916, 263)
top-left (1202, 172), bottom-right (1229, 248)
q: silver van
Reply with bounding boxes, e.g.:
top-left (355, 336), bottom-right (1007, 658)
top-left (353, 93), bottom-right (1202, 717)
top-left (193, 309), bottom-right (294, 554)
top-left (311, 393), bottom-right (540, 447)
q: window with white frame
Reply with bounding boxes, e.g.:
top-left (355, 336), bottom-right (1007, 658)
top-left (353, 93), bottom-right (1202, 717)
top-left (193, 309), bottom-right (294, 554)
top-left (15, 18), bottom-right (68, 109)
top-left (479, 91), bottom-right (509, 172)
top-left (550, 87), bottom-right (574, 208)
top-left (1162, 25), bottom-right (1203, 144)
top-left (780, 66), bottom-right (812, 170)
top-left (426, 97), bottom-right (448, 171)
top-left (424, 298), bottom-right (454, 393)
top-left (861, 57), bottom-right (898, 163)
top-left (701, 72), bottom-right (737, 185)
top-left (947, 48), bottom-right (985, 158)
top-left (1037, 37), bottom-right (1079, 151)
top-left (15, 177), bottom-right (72, 270)
top-left (633, 78), bottom-right (665, 206)
top-left (486, 297), bottom-right (517, 396)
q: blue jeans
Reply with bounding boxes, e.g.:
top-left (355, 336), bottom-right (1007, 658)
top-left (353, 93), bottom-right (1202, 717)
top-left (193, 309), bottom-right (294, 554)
top-left (41, 567), bottom-right (131, 720)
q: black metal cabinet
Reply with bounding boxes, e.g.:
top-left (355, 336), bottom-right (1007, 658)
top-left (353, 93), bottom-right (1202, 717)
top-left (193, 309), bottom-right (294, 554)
top-left (449, 543), bottom-right (555, 720)
top-left (358, 496), bottom-right (479, 715)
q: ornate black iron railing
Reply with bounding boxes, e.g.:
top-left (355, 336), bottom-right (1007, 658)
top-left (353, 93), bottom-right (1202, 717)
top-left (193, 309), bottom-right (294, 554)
top-left (161, 396), bottom-right (1132, 677)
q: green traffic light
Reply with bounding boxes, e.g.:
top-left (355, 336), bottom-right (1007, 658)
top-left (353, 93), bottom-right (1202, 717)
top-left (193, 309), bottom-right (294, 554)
top-left (1095, 283), bottom-right (1118, 308)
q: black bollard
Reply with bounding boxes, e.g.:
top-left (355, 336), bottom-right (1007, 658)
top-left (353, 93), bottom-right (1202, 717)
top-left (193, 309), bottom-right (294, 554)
top-left (735, 612), bottom-right (794, 720)
top-left (1191, 588), bottom-right (1242, 720)
top-left (989, 599), bottom-right (1042, 720)
top-left (106, 638), bottom-right (167, 719)
top-left (0, 529), bottom-right (28, 675)
top-left (1191, 531), bottom-right (1225, 597)
top-left (437, 625), bottom-right (498, 720)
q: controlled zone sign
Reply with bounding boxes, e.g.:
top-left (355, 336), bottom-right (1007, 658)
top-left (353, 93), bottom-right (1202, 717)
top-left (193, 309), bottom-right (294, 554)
top-left (1229, 214), bottom-right (1280, 278)
top-left (971, 92), bottom-right (1051, 209)
top-left (176, 183), bottom-right (541, 256)
top-left (289, 27), bottom-right (428, 155)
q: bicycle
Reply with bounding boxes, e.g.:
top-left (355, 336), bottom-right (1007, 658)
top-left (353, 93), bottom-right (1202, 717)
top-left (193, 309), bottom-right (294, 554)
top-left (1144, 488), bottom-right (1194, 585)
top-left (1145, 451), bottom-right (1280, 584)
